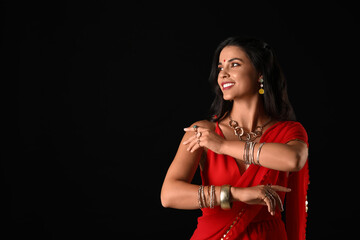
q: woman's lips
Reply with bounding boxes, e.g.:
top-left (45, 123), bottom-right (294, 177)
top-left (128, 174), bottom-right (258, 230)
top-left (222, 82), bottom-right (235, 90)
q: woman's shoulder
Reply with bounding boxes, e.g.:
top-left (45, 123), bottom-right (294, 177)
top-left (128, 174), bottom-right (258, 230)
top-left (260, 120), bottom-right (308, 146)
top-left (267, 120), bottom-right (308, 142)
top-left (276, 120), bottom-right (306, 130)
top-left (190, 119), bottom-right (216, 131)
top-left (268, 120), bottom-right (306, 134)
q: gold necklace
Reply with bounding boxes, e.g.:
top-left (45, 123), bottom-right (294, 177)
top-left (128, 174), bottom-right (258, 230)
top-left (228, 116), bottom-right (272, 142)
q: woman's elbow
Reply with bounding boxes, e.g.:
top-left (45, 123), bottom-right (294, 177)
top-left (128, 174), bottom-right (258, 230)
top-left (160, 185), bottom-right (172, 208)
top-left (288, 149), bottom-right (308, 172)
top-left (160, 191), bottom-right (170, 208)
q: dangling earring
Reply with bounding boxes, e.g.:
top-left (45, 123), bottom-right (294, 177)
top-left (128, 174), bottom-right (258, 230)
top-left (259, 77), bottom-right (264, 94)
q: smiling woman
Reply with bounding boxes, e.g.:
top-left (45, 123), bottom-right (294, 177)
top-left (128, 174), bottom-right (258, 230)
top-left (161, 37), bottom-right (309, 240)
top-left (209, 38), bottom-right (296, 123)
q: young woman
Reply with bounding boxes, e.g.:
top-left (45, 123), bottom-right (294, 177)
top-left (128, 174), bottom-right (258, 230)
top-left (161, 37), bottom-right (309, 240)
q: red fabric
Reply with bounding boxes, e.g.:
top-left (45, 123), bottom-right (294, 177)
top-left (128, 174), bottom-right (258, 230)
top-left (190, 121), bottom-right (309, 240)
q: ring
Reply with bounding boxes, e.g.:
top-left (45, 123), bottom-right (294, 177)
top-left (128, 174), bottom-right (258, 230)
top-left (193, 125), bottom-right (199, 132)
top-left (196, 132), bottom-right (202, 138)
top-left (263, 189), bottom-right (272, 200)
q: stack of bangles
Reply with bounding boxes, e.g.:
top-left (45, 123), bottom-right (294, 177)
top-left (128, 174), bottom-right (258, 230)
top-left (198, 185), bottom-right (232, 210)
top-left (244, 141), bottom-right (266, 165)
top-left (198, 185), bottom-right (215, 209)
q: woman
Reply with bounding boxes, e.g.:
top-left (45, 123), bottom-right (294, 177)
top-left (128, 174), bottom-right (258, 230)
top-left (161, 37), bottom-right (309, 240)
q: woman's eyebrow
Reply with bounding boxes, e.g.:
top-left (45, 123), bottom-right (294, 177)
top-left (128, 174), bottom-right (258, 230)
top-left (228, 57), bottom-right (244, 63)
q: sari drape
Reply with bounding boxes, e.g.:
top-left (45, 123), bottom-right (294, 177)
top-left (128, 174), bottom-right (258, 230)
top-left (190, 121), bottom-right (309, 240)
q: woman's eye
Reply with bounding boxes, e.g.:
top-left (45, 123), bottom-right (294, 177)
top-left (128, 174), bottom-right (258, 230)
top-left (218, 67), bottom-right (223, 71)
top-left (231, 62), bottom-right (240, 67)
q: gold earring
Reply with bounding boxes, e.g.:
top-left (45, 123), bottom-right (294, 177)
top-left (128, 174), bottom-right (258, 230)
top-left (259, 78), bottom-right (264, 94)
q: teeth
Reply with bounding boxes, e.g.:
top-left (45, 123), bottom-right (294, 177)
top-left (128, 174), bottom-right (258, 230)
top-left (223, 83), bottom-right (235, 88)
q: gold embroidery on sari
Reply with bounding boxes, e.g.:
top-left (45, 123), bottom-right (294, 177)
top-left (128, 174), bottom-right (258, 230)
top-left (220, 208), bottom-right (246, 240)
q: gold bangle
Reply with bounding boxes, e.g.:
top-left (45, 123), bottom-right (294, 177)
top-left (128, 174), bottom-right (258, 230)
top-left (220, 185), bottom-right (232, 210)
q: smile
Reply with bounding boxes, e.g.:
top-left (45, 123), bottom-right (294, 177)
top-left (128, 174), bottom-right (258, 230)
top-left (222, 82), bottom-right (235, 90)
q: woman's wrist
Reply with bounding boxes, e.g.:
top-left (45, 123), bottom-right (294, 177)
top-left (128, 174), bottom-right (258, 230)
top-left (230, 187), bottom-right (242, 202)
top-left (219, 140), bottom-right (246, 161)
top-left (218, 139), bottom-right (231, 156)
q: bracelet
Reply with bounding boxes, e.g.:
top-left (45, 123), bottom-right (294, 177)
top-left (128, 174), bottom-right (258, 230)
top-left (201, 185), bottom-right (206, 208)
top-left (209, 185), bottom-right (215, 209)
top-left (243, 142), bottom-right (250, 164)
top-left (198, 185), bottom-right (204, 208)
top-left (249, 141), bottom-right (256, 164)
top-left (256, 142), bottom-right (266, 166)
top-left (220, 184), bottom-right (232, 210)
top-left (243, 141), bottom-right (257, 165)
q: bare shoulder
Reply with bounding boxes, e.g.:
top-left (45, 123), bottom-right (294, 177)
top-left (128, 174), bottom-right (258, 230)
top-left (191, 120), bottom-right (216, 131)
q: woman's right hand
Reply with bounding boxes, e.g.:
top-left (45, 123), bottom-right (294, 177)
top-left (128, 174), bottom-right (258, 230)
top-left (232, 185), bottom-right (291, 215)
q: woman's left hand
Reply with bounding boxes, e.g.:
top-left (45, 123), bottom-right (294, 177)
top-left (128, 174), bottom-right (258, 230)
top-left (183, 125), bottom-right (225, 154)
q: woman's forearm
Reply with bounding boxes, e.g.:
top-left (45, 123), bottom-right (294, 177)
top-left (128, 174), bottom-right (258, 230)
top-left (161, 180), bottom-right (289, 216)
top-left (220, 140), bottom-right (308, 172)
top-left (161, 180), bottom-right (221, 209)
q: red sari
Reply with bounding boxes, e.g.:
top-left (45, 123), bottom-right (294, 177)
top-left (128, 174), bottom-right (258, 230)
top-left (190, 121), bottom-right (309, 240)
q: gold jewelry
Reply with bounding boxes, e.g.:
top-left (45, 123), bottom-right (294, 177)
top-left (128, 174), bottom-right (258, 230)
top-left (220, 185), bottom-right (232, 210)
top-left (228, 117), bottom-right (271, 141)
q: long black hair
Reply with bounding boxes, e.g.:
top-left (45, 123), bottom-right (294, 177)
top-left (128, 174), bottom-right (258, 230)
top-left (209, 36), bottom-right (296, 122)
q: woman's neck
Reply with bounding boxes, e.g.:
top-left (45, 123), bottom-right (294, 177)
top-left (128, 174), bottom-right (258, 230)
top-left (229, 96), bottom-right (268, 131)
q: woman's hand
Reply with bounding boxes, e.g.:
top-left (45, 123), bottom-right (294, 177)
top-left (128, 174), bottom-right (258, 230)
top-left (232, 185), bottom-right (291, 215)
top-left (183, 125), bottom-right (225, 154)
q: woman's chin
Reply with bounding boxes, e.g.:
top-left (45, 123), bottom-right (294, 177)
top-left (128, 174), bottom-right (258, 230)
top-left (222, 95), bottom-right (234, 101)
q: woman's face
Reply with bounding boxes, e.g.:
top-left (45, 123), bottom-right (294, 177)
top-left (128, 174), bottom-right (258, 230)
top-left (218, 45), bottom-right (261, 101)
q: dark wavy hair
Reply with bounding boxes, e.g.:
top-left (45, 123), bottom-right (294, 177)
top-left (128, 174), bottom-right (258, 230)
top-left (208, 36), bottom-right (296, 122)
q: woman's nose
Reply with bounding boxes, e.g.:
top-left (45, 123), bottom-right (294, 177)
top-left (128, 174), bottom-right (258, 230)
top-left (219, 69), bottom-right (230, 79)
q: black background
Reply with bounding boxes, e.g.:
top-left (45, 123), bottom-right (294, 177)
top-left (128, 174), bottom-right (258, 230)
top-left (4, 0), bottom-right (356, 239)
